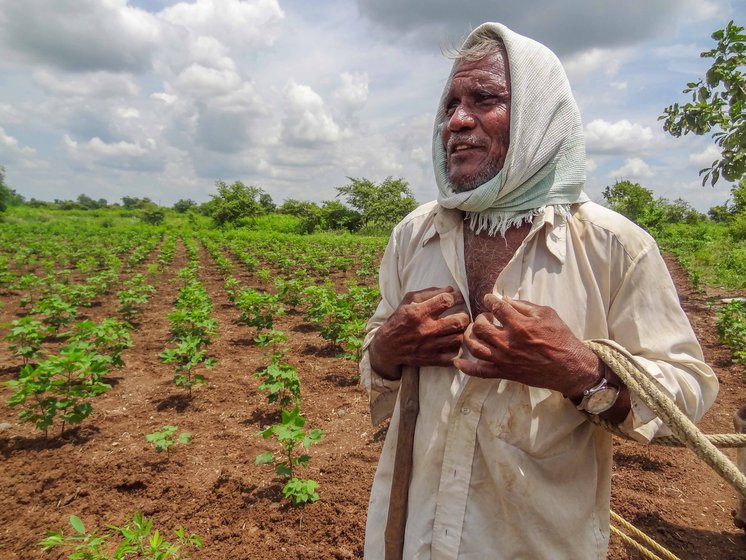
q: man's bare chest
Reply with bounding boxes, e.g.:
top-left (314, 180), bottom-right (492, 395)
top-left (463, 224), bottom-right (530, 316)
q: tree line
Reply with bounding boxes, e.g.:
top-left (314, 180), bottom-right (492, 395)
top-left (1, 21), bottom-right (743, 237)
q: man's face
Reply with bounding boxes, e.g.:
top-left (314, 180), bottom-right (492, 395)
top-left (441, 49), bottom-right (511, 192)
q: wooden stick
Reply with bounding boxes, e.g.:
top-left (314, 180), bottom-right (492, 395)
top-left (384, 365), bottom-right (420, 560)
top-left (734, 404), bottom-right (746, 532)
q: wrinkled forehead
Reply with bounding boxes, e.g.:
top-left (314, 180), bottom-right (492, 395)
top-left (450, 49), bottom-right (510, 86)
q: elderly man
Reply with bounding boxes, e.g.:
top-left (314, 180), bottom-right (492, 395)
top-left (360, 22), bottom-right (719, 559)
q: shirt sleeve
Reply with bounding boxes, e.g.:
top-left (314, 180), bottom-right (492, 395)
top-left (605, 243), bottom-right (719, 442)
top-left (359, 231), bottom-right (403, 426)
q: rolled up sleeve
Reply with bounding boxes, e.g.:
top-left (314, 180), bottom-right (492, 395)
top-left (606, 245), bottom-right (719, 442)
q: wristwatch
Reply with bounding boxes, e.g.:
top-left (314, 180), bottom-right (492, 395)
top-left (574, 372), bottom-right (619, 415)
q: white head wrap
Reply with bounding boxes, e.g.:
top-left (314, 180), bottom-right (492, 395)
top-left (434, 22), bottom-right (589, 235)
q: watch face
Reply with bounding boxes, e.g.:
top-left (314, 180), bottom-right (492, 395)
top-left (585, 387), bottom-right (619, 414)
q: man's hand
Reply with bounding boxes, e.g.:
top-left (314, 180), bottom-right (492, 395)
top-left (369, 286), bottom-right (470, 380)
top-left (454, 293), bottom-right (601, 396)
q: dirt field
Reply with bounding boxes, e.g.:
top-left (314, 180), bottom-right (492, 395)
top-left (0, 242), bottom-right (744, 559)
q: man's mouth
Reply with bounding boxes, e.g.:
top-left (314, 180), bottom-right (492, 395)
top-left (447, 137), bottom-right (485, 156)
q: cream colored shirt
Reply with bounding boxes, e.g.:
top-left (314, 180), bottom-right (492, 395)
top-left (360, 201), bottom-right (718, 560)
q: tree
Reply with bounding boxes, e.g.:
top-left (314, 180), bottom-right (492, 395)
top-left (141, 207), bottom-right (166, 225)
top-left (77, 194), bottom-right (106, 210)
top-left (121, 196), bottom-right (152, 210)
top-left (0, 166), bottom-right (12, 212)
top-left (278, 199), bottom-right (322, 233)
top-left (602, 180), bottom-right (663, 230)
top-left (320, 200), bottom-right (362, 232)
top-left (259, 192), bottom-right (276, 213)
top-left (173, 198), bottom-right (197, 213)
top-left (660, 21), bottom-right (746, 186)
top-left (208, 180), bottom-right (265, 226)
top-left (336, 176), bottom-right (417, 229)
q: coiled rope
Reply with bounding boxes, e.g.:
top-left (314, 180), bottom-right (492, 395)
top-left (584, 340), bottom-right (745, 560)
top-left (584, 340), bottom-right (746, 497)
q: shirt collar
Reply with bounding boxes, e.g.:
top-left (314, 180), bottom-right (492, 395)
top-left (422, 203), bottom-right (569, 264)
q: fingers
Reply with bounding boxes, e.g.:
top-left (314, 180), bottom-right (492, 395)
top-left (439, 312), bottom-right (470, 334)
top-left (453, 356), bottom-right (501, 379)
top-left (405, 286), bottom-right (464, 317)
top-left (484, 293), bottom-right (541, 324)
top-left (407, 286), bottom-right (454, 304)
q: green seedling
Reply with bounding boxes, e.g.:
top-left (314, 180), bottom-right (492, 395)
top-left (64, 318), bottom-right (133, 368)
top-left (717, 299), bottom-right (746, 365)
top-left (159, 335), bottom-right (215, 397)
top-left (3, 342), bottom-right (112, 437)
top-left (236, 288), bottom-right (284, 334)
top-left (3, 316), bottom-right (49, 365)
top-left (255, 405), bottom-right (324, 506)
top-left (39, 512), bottom-right (203, 559)
top-left (32, 294), bottom-right (78, 332)
top-left (146, 425), bottom-right (192, 457)
top-left (255, 354), bottom-right (300, 408)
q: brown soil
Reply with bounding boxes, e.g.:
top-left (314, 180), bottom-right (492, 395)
top-left (0, 245), bottom-right (744, 560)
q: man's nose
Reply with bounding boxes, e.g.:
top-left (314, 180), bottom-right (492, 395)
top-left (447, 105), bottom-right (476, 131)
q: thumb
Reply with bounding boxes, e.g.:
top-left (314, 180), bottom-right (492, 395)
top-left (484, 293), bottom-right (539, 321)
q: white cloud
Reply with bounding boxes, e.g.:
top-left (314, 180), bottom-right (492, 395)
top-left (586, 158), bottom-right (597, 174)
top-left (281, 80), bottom-right (346, 146)
top-left (0, 126), bottom-right (36, 161)
top-left (34, 70), bottom-right (139, 98)
top-left (689, 144), bottom-right (720, 168)
top-left (158, 0), bottom-right (285, 49)
top-left (64, 134), bottom-right (164, 172)
top-left (608, 157), bottom-right (654, 179)
top-left (0, 0), bottom-right (160, 72)
top-left (172, 64), bottom-right (242, 98)
top-left (562, 48), bottom-right (629, 82)
top-left (334, 72), bottom-right (369, 112)
top-left (585, 119), bottom-right (657, 155)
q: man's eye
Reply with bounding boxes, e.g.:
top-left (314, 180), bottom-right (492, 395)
top-left (445, 101), bottom-right (458, 115)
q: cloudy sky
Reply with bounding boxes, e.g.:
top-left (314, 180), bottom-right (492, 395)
top-left (0, 0), bottom-right (743, 211)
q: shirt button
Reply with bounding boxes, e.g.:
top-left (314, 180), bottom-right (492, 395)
top-left (461, 406), bottom-right (470, 415)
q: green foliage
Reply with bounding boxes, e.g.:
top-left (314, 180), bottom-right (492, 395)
top-left (140, 207), bottom-right (166, 225)
top-left (255, 354), bottom-right (301, 408)
top-left (282, 478), bottom-right (319, 506)
top-left (278, 199), bottom-right (323, 233)
top-left (729, 210), bottom-right (746, 241)
top-left (336, 176), bottom-right (417, 229)
top-left (159, 335), bottom-right (215, 396)
top-left (235, 288), bottom-right (284, 334)
top-left (274, 277), bottom-right (304, 308)
top-left (146, 425), bottom-right (192, 456)
top-left (0, 165), bottom-right (12, 213)
top-left (117, 274), bottom-right (156, 322)
top-left (716, 299), bottom-right (746, 365)
top-left (3, 316), bottom-right (49, 364)
top-left (121, 196), bottom-right (153, 210)
top-left (254, 329), bottom-right (288, 350)
top-left (172, 199), bottom-right (197, 213)
top-left (603, 180), bottom-right (660, 227)
top-left (3, 342), bottom-right (112, 436)
top-left (64, 318), bottom-right (133, 369)
top-left (303, 282), bottom-right (380, 361)
top-left (255, 405), bottom-right (323, 506)
top-left (208, 180), bottom-right (266, 226)
top-left (32, 294), bottom-right (78, 332)
top-left (39, 512), bottom-right (203, 559)
top-left (320, 200), bottom-right (362, 232)
top-left (660, 21), bottom-right (746, 186)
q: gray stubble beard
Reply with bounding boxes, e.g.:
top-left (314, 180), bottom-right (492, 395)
top-left (449, 156), bottom-right (503, 193)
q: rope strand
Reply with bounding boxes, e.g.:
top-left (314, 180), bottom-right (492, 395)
top-left (584, 340), bottom-right (746, 498)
